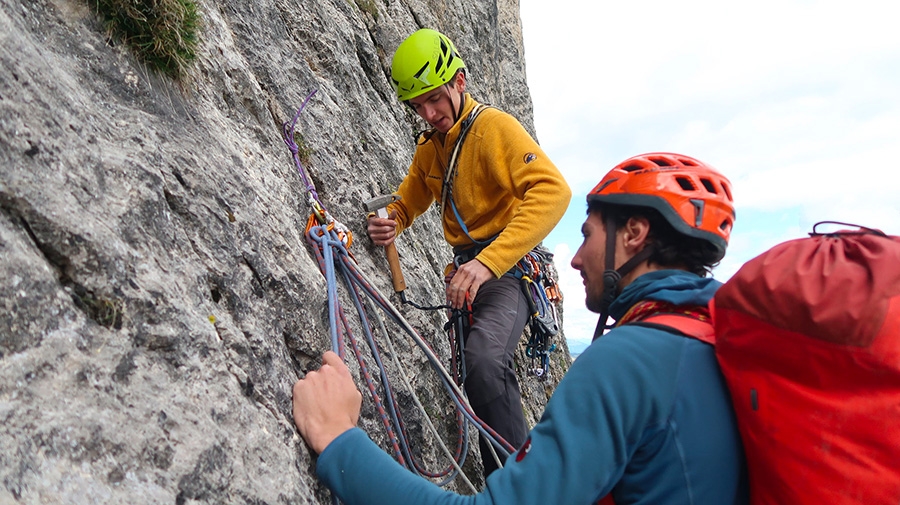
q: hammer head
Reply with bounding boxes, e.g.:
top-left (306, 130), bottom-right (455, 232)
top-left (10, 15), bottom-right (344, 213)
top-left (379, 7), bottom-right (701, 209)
top-left (363, 193), bottom-right (401, 212)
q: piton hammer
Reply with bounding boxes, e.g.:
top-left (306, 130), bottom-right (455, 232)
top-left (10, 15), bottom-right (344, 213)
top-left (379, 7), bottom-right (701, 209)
top-left (363, 193), bottom-right (407, 294)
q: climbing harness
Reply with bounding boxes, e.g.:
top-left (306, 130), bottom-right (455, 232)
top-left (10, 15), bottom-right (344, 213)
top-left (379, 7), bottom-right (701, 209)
top-left (283, 91), bottom-right (515, 492)
top-left (449, 242), bottom-right (562, 380)
top-left (437, 102), bottom-right (563, 379)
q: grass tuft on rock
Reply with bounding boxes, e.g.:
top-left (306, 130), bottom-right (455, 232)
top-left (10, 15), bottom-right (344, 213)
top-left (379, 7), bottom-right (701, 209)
top-left (92, 0), bottom-right (201, 80)
top-left (72, 287), bottom-right (125, 330)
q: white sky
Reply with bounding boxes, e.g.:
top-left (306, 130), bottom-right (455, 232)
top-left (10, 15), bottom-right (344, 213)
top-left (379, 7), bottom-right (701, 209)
top-left (520, 0), bottom-right (900, 353)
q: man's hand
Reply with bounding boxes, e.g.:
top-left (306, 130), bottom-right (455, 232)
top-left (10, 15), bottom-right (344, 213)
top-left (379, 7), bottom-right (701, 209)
top-left (447, 259), bottom-right (495, 309)
top-left (292, 351), bottom-right (362, 454)
top-left (367, 210), bottom-right (398, 246)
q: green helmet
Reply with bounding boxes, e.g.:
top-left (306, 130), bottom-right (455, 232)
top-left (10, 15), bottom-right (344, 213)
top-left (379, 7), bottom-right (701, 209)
top-left (391, 28), bottom-right (466, 102)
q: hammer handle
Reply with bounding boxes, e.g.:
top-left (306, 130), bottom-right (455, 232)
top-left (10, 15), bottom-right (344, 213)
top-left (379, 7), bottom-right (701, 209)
top-left (384, 243), bottom-right (407, 292)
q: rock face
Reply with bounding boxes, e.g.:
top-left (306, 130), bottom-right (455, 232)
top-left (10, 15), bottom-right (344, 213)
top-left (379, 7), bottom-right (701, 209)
top-left (0, 0), bottom-right (571, 503)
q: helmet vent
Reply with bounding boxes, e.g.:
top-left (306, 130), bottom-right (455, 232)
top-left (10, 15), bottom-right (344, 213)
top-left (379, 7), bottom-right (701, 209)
top-left (721, 182), bottom-right (733, 201)
top-left (413, 62), bottom-right (429, 79)
top-left (621, 164), bottom-right (643, 172)
top-left (649, 157), bottom-right (673, 167)
top-left (676, 177), bottom-right (696, 191)
top-left (700, 178), bottom-right (718, 194)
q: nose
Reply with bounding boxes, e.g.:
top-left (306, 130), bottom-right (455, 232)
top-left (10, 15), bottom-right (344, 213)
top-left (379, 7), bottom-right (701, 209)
top-left (421, 103), bottom-right (439, 123)
top-left (571, 248), bottom-right (582, 270)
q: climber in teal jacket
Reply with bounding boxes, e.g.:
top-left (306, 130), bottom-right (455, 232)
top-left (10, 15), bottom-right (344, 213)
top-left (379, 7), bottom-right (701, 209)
top-left (292, 153), bottom-right (747, 504)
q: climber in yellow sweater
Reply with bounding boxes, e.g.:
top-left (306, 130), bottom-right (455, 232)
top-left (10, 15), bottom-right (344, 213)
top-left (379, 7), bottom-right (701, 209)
top-left (367, 28), bottom-right (571, 476)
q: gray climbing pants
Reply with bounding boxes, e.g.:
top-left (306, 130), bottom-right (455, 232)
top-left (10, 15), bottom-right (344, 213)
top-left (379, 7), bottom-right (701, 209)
top-left (463, 274), bottom-right (530, 476)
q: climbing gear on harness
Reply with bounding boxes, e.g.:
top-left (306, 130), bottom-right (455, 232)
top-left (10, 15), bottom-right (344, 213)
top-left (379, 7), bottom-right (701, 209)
top-left (391, 28), bottom-right (466, 102)
top-left (441, 96), bottom-right (564, 377)
top-left (440, 104), bottom-right (561, 373)
top-left (587, 153), bottom-right (735, 339)
top-left (431, 100), bottom-right (563, 377)
top-left (515, 247), bottom-right (561, 379)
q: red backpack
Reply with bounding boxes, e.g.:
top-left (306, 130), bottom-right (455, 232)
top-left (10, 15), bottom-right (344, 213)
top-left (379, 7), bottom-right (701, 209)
top-left (710, 223), bottom-right (900, 504)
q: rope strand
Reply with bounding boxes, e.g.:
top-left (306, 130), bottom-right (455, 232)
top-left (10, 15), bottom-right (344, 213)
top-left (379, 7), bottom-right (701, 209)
top-left (284, 93), bottom-right (515, 488)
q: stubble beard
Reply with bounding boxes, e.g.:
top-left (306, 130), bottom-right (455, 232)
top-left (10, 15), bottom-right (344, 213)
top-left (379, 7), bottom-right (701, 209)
top-left (584, 288), bottom-right (605, 314)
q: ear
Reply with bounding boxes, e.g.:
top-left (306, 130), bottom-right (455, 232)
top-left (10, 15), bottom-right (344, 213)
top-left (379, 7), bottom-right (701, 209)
top-left (621, 216), bottom-right (651, 253)
top-left (454, 71), bottom-right (466, 93)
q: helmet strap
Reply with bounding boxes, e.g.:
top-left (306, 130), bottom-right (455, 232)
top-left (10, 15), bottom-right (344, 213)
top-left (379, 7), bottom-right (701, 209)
top-left (443, 79), bottom-right (466, 125)
top-left (592, 214), bottom-right (654, 341)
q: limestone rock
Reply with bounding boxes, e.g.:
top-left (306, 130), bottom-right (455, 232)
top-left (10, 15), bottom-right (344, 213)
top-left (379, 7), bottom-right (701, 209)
top-left (0, 0), bottom-right (572, 502)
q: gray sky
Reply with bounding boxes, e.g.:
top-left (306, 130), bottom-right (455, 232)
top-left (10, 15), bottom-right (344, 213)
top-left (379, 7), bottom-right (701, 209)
top-left (520, 0), bottom-right (900, 353)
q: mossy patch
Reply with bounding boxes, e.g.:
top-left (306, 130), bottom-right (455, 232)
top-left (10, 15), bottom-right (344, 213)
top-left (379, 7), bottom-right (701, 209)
top-left (292, 131), bottom-right (313, 165)
top-left (91, 0), bottom-right (201, 80)
top-left (354, 0), bottom-right (378, 20)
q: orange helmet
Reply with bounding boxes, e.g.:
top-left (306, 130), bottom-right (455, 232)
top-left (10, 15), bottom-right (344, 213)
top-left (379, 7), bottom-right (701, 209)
top-left (587, 152), bottom-right (735, 261)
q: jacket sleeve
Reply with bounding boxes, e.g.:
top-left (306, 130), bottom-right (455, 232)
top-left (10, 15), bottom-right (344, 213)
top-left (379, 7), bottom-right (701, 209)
top-left (317, 428), bottom-right (475, 505)
top-left (315, 329), bottom-right (680, 505)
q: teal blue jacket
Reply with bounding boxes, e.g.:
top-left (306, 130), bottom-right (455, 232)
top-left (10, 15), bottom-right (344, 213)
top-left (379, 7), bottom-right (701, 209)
top-left (316, 270), bottom-right (747, 504)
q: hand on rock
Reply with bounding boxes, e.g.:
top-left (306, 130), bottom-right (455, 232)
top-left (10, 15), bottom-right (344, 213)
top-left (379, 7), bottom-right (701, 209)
top-left (292, 351), bottom-right (362, 454)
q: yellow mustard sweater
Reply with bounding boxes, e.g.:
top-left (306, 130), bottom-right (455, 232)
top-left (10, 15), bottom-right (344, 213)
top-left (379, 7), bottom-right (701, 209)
top-left (388, 94), bottom-right (572, 277)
